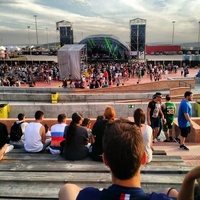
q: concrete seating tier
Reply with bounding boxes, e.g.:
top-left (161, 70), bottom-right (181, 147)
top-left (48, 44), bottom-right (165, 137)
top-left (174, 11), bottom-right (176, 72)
top-left (0, 148), bottom-right (192, 199)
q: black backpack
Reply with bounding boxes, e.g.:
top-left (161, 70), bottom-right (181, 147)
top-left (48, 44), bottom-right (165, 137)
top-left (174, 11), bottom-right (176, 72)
top-left (10, 122), bottom-right (23, 141)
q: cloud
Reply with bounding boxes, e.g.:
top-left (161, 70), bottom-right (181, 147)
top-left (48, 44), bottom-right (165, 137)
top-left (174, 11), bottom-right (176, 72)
top-left (0, 0), bottom-right (21, 3)
top-left (70, 0), bottom-right (92, 7)
top-left (1, 0), bottom-right (200, 45)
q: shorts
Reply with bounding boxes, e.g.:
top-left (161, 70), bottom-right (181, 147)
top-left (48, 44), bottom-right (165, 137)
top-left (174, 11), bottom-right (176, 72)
top-left (179, 126), bottom-right (191, 138)
top-left (163, 120), bottom-right (173, 132)
top-left (150, 117), bottom-right (161, 129)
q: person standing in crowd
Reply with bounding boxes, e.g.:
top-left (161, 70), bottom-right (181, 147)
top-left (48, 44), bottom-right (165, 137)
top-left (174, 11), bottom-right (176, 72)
top-left (59, 119), bottom-right (178, 200)
top-left (9, 113), bottom-right (28, 148)
top-left (63, 112), bottom-right (89, 160)
top-left (162, 95), bottom-right (176, 142)
top-left (62, 78), bottom-right (67, 88)
top-left (24, 110), bottom-right (51, 152)
top-left (49, 114), bottom-right (67, 155)
top-left (147, 92), bottom-right (165, 143)
top-left (177, 91), bottom-right (193, 150)
top-left (90, 106), bottom-right (116, 161)
top-left (134, 108), bottom-right (153, 163)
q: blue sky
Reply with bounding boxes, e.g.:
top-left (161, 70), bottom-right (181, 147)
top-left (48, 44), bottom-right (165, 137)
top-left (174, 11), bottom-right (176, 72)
top-left (0, 0), bottom-right (200, 46)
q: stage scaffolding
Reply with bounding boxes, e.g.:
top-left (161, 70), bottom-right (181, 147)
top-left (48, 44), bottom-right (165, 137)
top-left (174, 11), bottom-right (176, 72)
top-left (130, 18), bottom-right (146, 60)
top-left (56, 20), bottom-right (74, 47)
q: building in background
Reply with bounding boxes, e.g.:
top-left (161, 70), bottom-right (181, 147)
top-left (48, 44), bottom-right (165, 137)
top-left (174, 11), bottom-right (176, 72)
top-left (146, 45), bottom-right (181, 55)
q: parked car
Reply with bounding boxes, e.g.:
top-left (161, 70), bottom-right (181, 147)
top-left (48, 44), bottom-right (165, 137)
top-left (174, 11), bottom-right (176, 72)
top-left (178, 51), bottom-right (183, 55)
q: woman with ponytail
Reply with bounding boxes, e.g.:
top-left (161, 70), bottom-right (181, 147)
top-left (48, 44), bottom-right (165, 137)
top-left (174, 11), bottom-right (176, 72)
top-left (63, 112), bottom-right (89, 160)
top-left (134, 108), bottom-right (153, 163)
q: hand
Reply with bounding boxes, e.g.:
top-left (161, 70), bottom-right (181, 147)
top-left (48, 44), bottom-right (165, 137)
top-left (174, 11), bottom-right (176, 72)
top-left (89, 135), bottom-right (96, 144)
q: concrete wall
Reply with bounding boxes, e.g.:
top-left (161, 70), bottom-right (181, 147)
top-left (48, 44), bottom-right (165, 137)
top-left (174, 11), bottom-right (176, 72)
top-left (1, 101), bottom-right (197, 119)
top-left (170, 87), bottom-right (191, 96)
top-left (2, 114), bottom-right (200, 143)
top-left (0, 92), bottom-right (161, 103)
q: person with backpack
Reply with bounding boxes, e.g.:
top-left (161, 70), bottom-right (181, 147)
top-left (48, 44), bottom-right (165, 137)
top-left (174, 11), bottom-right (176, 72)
top-left (9, 113), bottom-right (28, 148)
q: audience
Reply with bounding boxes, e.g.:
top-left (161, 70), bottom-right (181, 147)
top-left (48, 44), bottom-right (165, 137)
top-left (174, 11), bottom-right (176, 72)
top-left (90, 106), bottom-right (116, 161)
top-left (9, 113), bottom-right (28, 148)
top-left (63, 112), bottom-right (89, 160)
top-left (24, 110), bottom-right (51, 152)
top-left (0, 122), bottom-right (14, 154)
top-left (134, 108), bottom-right (153, 163)
top-left (81, 118), bottom-right (92, 138)
top-left (50, 114), bottom-right (67, 155)
top-left (58, 118), bottom-right (178, 200)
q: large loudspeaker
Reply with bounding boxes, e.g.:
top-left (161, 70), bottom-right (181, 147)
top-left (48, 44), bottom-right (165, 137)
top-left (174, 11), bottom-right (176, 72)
top-left (138, 24), bottom-right (145, 52)
top-left (130, 25), bottom-right (137, 51)
top-left (130, 24), bottom-right (146, 52)
top-left (59, 26), bottom-right (73, 46)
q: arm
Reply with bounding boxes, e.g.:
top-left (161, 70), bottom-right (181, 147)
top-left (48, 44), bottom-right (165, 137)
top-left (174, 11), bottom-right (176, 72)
top-left (159, 107), bottom-right (165, 120)
top-left (40, 125), bottom-right (46, 143)
top-left (178, 166), bottom-right (200, 200)
top-left (147, 107), bottom-right (151, 126)
top-left (58, 184), bottom-right (82, 200)
top-left (0, 144), bottom-right (7, 161)
top-left (184, 113), bottom-right (193, 127)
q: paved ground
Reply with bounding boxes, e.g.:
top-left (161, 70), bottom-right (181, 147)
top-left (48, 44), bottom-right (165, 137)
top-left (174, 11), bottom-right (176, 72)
top-left (21, 67), bottom-right (200, 89)
top-left (153, 142), bottom-right (200, 166)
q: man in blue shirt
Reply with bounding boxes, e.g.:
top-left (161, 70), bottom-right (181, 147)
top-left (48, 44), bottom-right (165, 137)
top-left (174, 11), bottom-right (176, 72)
top-left (177, 91), bottom-right (193, 150)
top-left (58, 119), bottom-right (178, 200)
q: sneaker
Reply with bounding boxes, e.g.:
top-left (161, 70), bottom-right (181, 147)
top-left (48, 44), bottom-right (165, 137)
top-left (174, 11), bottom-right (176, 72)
top-left (153, 138), bottom-right (158, 143)
top-left (164, 139), bottom-right (170, 142)
top-left (169, 136), bottom-right (173, 142)
top-left (180, 145), bottom-right (189, 150)
top-left (174, 137), bottom-right (180, 144)
top-left (5, 144), bottom-right (14, 154)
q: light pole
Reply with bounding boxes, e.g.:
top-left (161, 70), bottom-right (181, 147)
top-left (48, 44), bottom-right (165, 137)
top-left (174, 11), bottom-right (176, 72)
top-left (198, 21), bottom-right (200, 54)
top-left (27, 26), bottom-right (30, 46)
top-left (33, 15), bottom-right (39, 46)
top-left (46, 28), bottom-right (49, 50)
top-left (27, 26), bottom-right (31, 55)
top-left (172, 21), bottom-right (175, 45)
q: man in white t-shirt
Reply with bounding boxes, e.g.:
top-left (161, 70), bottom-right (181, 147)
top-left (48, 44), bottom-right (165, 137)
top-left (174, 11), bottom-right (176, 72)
top-left (24, 110), bottom-right (50, 152)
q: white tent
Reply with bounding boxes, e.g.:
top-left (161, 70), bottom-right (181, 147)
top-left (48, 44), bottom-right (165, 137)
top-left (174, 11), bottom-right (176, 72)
top-left (57, 44), bottom-right (86, 80)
